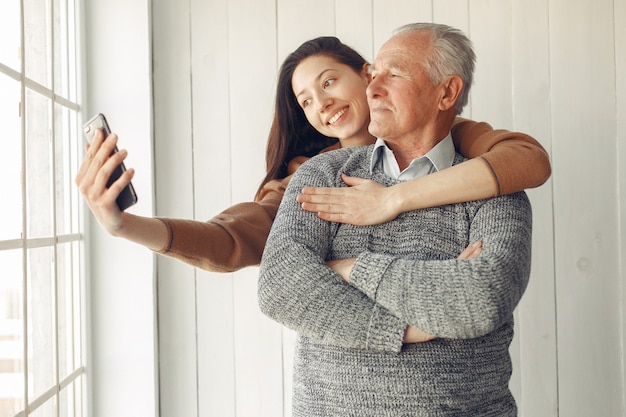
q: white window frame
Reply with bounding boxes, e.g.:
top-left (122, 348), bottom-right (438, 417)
top-left (80, 1), bottom-right (158, 416)
top-left (2, 0), bottom-right (157, 416)
top-left (0, 0), bottom-right (86, 416)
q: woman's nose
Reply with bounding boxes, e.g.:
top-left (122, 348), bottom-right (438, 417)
top-left (315, 93), bottom-right (332, 113)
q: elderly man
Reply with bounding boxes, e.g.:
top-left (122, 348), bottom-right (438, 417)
top-left (258, 22), bottom-right (532, 416)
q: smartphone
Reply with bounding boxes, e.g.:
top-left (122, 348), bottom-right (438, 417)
top-left (83, 113), bottom-right (138, 211)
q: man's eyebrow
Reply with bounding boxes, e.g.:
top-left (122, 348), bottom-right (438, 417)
top-left (371, 61), bottom-right (404, 72)
top-left (295, 68), bottom-right (337, 98)
top-left (387, 61), bottom-right (406, 71)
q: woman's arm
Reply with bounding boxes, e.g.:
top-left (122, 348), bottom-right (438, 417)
top-left (296, 118), bottom-right (551, 225)
top-left (75, 128), bottom-right (286, 273)
top-left (155, 180), bottom-right (285, 272)
top-left (75, 129), bottom-right (170, 250)
top-left (451, 117), bottom-right (551, 195)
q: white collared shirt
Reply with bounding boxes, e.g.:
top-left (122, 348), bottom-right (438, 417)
top-left (369, 133), bottom-right (455, 181)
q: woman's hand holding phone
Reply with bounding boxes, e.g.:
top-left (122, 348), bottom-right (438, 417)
top-left (75, 128), bottom-right (136, 236)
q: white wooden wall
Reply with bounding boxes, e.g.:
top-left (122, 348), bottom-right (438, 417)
top-left (151, 1), bottom-right (626, 416)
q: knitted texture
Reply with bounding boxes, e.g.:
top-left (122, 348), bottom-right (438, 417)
top-left (258, 145), bottom-right (532, 416)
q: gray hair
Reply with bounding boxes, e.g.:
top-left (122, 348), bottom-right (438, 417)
top-left (394, 23), bottom-right (475, 115)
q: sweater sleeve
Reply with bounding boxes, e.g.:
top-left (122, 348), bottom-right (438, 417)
top-left (451, 117), bottom-right (551, 196)
top-left (349, 192), bottom-right (533, 339)
top-left (258, 158), bottom-right (407, 353)
top-left (155, 177), bottom-right (288, 273)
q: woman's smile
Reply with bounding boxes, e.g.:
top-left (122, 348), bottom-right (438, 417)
top-left (327, 107), bottom-right (348, 125)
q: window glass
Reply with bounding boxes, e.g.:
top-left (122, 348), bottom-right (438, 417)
top-left (24, 0), bottom-right (52, 88)
top-left (27, 246), bottom-right (55, 400)
top-left (0, 0), bottom-right (84, 414)
top-left (0, 74), bottom-right (22, 242)
top-left (56, 241), bottom-right (80, 379)
top-left (30, 398), bottom-right (55, 417)
top-left (0, 248), bottom-right (25, 417)
top-left (55, 105), bottom-right (80, 236)
top-left (0, 0), bottom-right (20, 72)
top-left (53, 0), bottom-right (78, 102)
top-left (59, 379), bottom-right (83, 417)
top-left (25, 89), bottom-right (53, 239)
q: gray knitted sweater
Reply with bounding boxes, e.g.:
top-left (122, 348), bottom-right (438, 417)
top-left (258, 145), bottom-right (532, 417)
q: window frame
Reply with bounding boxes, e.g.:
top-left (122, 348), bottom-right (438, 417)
top-left (0, 0), bottom-right (86, 416)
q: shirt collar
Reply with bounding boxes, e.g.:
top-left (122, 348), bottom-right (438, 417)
top-left (369, 133), bottom-right (455, 180)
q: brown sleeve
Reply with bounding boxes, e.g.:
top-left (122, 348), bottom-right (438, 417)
top-left (451, 117), bottom-right (552, 196)
top-left (155, 177), bottom-right (289, 273)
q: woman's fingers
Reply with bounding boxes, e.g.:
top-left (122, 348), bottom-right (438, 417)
top-left (458, 240), bottom-right (482, 260)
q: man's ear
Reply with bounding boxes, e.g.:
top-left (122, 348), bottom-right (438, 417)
top-left (362, 63), bottom-right (372, 82)
top-left (439, 75), bottom-right (464, 111)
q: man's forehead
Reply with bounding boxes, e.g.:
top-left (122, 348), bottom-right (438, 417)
top-left (373, 47), bottom-right (416, 71)
top-left (373, 31), bottom-right (427, 67)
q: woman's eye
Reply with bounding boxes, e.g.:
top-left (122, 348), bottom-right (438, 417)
top-left (302, 98), bottom-right (311, 108)
top-left (323, 78), bottom-right (336, 89)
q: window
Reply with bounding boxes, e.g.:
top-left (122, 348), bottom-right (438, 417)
top-left (0, 0), bottom-right (84, 416)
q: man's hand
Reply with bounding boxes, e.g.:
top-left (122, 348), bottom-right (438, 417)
top-left (404, 326), bottom-right (437, 343)
top-left (297, 174), bottom-right (401, 225)
top-left (326, 241), bottom-right (482, 344)
top-left (326, 258), bottom-right (356, 283)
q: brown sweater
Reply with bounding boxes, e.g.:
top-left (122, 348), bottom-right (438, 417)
top-left (156, 118), bottom-right (551, 272)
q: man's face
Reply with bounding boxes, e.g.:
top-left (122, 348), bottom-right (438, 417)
top-left (366, 31), bottom-right (443, 145)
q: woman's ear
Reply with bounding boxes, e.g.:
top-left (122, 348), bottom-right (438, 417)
top-left (439, 75), bottom-right (463, 111)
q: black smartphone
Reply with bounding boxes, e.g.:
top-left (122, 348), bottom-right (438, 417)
top-left (83, 113), bottom-right (138, 211)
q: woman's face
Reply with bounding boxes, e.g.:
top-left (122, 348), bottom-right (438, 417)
top-left (291, 55), bottom-right (371, 145)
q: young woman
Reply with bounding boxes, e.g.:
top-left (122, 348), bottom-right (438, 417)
top-left (76, 36), bottom-right (550, 272)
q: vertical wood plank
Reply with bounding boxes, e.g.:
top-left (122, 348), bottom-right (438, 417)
top-left (276, 0), bottom-right (335, 65)
top-left (549, 0), bottom-right (622, 415)
top-left (227, 1), bottom-right (284, 416)
top-left (189, 0), bottom-right (237, 415)
top-left (151, 0), bottom-right (198, 415)
top-left (196, 271), bottom-right (236, 417)
top-left (617, 0), bottom-right (626, 411)
top-left (511, 1), bottom-right (558, 415)
top-left (467, 0), bottom-right (513, 125)
top-left (336, 0), bottom-right (375, 62)
top-left (433, 0), bottom-right (469, 35)
top-left (372, 0), bottom-right (433, 53)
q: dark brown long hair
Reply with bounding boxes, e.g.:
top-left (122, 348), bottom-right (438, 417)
top-left (255, 36), bottom-right (368, 198)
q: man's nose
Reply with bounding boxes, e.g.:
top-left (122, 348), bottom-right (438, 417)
top-left (366, 76), bottom-right (383, 99)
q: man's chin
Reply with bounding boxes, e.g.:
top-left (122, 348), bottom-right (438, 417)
top-left (367, 122), bottom-right (386, 139)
